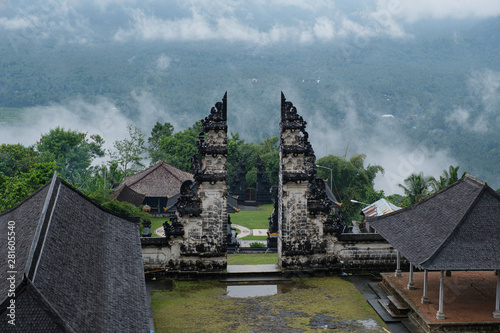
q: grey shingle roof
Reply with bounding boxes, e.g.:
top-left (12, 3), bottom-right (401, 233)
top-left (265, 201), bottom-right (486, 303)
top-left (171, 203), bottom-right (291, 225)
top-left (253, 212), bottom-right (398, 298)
top-left (0, 173), bottom-right (152, 332)
top-left (368, 175), bottom-right (500, 270)
top-left (114, 161), bottom-right (193, 200)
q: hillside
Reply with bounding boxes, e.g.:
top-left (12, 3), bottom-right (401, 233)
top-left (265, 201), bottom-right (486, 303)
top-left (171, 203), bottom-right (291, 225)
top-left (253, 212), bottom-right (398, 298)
top-left (1, 16), bottom-right (499, 191)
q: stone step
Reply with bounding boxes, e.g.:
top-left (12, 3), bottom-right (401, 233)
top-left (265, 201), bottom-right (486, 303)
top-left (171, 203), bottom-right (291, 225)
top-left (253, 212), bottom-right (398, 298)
top-left (367, 299), bottom-right (402, 323)
top-left (387, 295), bottom-right (410, 312)
top-left (378, 299), bottom-right (408, 318)
top-left (368, 282), bottom-right (388, 299)
top-left (226, 264), bottom-right (281, 274)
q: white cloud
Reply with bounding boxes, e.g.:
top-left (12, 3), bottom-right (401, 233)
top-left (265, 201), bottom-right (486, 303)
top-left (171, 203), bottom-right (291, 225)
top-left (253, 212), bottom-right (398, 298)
top-left (156, 54), bottom-right (171, 70)
top-left (313, 17), bottom-right (335, 40)
top-left (377, 0), bottom-right (500, 23)
top-left (446, 69), bottom-right (500, 133)
top-left (0, 16), bottom-right (36, 30)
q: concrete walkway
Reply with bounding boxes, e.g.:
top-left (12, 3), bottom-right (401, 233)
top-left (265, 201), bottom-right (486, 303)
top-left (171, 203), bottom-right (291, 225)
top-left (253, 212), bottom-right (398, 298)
top-left (153, 224), bottom-right (269, 247)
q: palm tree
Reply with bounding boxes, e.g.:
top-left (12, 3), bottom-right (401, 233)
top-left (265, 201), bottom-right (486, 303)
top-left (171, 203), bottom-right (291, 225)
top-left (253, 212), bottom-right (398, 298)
top-left (398, 172), bottom-right (433, 205)
top-left (430, 165), bottom-right (466, 192)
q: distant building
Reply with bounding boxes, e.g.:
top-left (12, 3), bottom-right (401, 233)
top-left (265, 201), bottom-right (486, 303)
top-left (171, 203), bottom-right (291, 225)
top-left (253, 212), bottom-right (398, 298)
top-left (113, 161), bottom-right (193, 213)
top-left (360, 199), bottom-right (401, 232)
top-left (0, 173), bottom-right (152, 332)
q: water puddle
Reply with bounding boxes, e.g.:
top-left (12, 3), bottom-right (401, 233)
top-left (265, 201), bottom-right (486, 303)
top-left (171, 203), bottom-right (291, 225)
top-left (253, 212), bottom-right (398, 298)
top-left (146, 278), bottom-right (174, 293)
top-left (225, 282), bottom-right (308, 298)
top-left (226, 284), bottom-right (278, 297)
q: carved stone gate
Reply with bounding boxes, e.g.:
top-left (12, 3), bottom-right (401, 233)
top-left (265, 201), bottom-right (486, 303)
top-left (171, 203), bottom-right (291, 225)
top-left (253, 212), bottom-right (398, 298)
top-left (141, 92), bottom-right (396, 275)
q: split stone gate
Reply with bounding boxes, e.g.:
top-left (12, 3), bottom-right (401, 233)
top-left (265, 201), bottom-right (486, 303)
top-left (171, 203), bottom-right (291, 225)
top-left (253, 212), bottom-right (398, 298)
top-left (142, 92), bottom-right (397, 274)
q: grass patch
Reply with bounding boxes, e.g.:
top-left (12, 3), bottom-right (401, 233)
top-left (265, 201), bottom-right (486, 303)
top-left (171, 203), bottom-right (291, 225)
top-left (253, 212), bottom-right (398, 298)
top-left (150, 277), bottom-right (387, 332)
top-left (227, 253), bottom-right (277, 265)
top-left (230, 204), bottom-right (273, 229)
top-left (150, 217), bottom-right (168, 237)
top-left (240, 235), bottom-right (267, 241)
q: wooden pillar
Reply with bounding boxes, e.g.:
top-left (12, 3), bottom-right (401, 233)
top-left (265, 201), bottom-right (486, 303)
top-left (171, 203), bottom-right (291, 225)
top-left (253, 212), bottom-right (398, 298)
top-left (395, 250), bottom-right (402, 277)
top-left (421, 269), bottom-right (429, 304)
top-left (436, 270), bottom-right (445, 319)
top-left (407, 263), bottom-right (415, 290)
top-left (494, 270), bottom-right (500, 318)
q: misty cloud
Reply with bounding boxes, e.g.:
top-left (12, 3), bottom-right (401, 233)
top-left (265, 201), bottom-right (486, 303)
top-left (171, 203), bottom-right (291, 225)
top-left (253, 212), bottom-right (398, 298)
top-left (156, 54), bottom-right (171, 70)
top-left (379, 0), bottom-right (500, 23)
top-left (445, 69), bottom-right (500, 133)
top-left (307, 90), bottom-right (457, 195)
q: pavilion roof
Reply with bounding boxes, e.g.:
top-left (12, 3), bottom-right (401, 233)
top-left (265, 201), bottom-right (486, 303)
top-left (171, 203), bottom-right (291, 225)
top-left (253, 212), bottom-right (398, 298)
top-left (0, 173), bottom-right (152, 332)
top-left (113, 161), bottom-right (193, 200)
top-left (368, 175), bottom-right (500, 270)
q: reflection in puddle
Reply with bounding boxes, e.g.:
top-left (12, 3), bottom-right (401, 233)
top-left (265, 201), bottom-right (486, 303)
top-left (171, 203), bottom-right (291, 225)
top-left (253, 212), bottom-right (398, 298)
top-left (227, 284), bottom-right (278, 297)
top-left (146, 279), bottom-right (174, 294)
top-left (226, 282), bottom-right (308, 298)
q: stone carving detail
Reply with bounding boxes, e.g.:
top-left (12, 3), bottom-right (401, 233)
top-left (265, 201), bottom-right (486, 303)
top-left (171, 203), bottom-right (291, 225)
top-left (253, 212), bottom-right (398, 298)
top-left (229, 157), bottom-right (246, 204)
top-left (267, 186), bottom-right (279, 249)
top-left (202, 92), bottom-right (227, 133)
top-left (176, 180), bottom-right (202, 217)
top-left (163, 216), bottom-right (185, 239)
top-left (307, 178), bottom-right (332, 216)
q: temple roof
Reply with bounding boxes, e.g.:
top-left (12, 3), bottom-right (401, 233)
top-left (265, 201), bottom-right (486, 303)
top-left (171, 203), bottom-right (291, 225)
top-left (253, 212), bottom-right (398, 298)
top-left (0, 173), bottom-right (152, 332)
top-left (368, 175), bottom-right (500, 270)
top-left (113, 161), bottom-right (193, 201)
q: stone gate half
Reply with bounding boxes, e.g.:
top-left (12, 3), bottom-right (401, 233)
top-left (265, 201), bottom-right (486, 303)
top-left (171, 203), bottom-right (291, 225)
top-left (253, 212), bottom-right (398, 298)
top-left (277, 92), bottom-right (344, 271)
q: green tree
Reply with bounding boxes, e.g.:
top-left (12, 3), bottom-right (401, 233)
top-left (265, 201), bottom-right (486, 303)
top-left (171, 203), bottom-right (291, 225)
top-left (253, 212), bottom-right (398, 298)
top-left (0, 144), bottom-right (41, 177)
top-left (398, 172), bottom-right (433, 205)
top-left (227, 134), bottom-right (279, 188)
top-left (316, 154), bottom-right (383, 222)
top-left (429, 165), bottom-right (466, 192)
top-left (0, 162), bottom-right (57, 212)
top-left (148, 121), bottom-right (174, 159)
top-left (36, 127), bottom-right (104, 182)
top-left (110, 124), bottom-right (146, 176)
top-left (152, 120), bottom-right (203, 171)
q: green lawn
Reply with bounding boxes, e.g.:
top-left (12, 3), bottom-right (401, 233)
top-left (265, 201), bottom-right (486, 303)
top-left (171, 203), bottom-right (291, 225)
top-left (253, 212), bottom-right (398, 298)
top-left (150, 277), bottom-right (387, 332)
top-left (230, 204), bottom-right (273, 229)
top-left (227, 253), bottom-right (277, 265)
top-left (150, 217), bottom-right (168, 237)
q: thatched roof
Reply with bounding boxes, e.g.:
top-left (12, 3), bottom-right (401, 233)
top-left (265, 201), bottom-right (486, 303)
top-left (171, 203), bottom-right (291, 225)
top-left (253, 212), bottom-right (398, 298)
top-left (113, 162), bottom-right (193, 203)
top-left (368, 175), bottom-right (500, 271)
top-left (0, 173), bottom-right (152, 332)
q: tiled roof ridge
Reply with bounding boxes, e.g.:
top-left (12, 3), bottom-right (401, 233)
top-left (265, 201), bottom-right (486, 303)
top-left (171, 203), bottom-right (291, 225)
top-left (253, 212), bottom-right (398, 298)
top-left (18, 172), bottom-right (141, 282)
top-left (25, 172), bottom-right (60, 282)
top-left (419, 184), bottom-right (487, 268)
